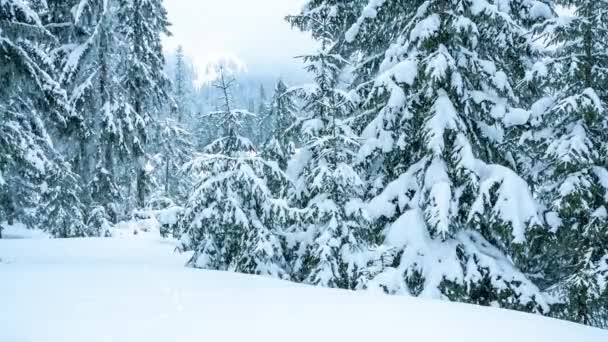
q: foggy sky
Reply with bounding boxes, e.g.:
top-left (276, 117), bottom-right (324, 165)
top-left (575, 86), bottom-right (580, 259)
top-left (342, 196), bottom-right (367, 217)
top-left (162, 0), bottom-right (313, 81)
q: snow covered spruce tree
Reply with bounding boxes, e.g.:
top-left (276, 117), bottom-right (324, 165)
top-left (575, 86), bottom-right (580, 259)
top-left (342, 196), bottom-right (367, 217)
top-left (179, 66), bottom-right (296, 279)
top-left (88, 159), bottom-right (121, 230)
top-left (149, 47), bottom-right (196, 207)
top-left (38, 164), bottom-right (88, 238)
top-left (286, 5), bottom-right (373, 289)
top-left (261, 80), bottom-right (299, 190)
top-left (0, 0), bottom-right (87, 237)
top-left (153, 118), bottom-right (193, 204)
top-left (43, 0), bottom-right (99, 183)
top-left (116, 0), bottom-right (171, 208)
top-left (532, 2), bottom-right (608, 327)
top-left (335, 0), bottom-right (554, 311)
top-left (254, 84), bottom-right (271, 145)
top-left (0, 0), bottom-right (54, 230)
top-left (45, 0), bottom-right (128, 227)
top-left (171, 45), bottom-right (194, 124)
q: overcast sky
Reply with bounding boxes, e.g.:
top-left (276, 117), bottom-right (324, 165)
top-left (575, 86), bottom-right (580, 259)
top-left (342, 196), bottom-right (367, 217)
top-left (163, 0), bottom-right (313, 82)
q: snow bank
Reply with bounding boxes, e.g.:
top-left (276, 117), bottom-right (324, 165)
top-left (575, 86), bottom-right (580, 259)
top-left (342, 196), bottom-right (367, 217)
top-left (1, 238), bottom-right (606, 342)
top-left (111, 206), bottom-right (183, 239)
top-left (0, 237), bottom-right (186, 267)
top-left (0, 221), bottom-right (49, 239)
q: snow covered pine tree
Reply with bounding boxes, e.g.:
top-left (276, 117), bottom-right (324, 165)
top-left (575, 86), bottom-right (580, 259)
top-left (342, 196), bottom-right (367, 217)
top-left (287, 4), bottom-right (373, 289)
top-left (116, 0), bottom-right (171, 209)
top-left (531, 0), bottom-right (608, 327)
top-left (261, 79), bottom-right (299, 195)
top-left (46, 0), bottom-right (126, 230)
top-left (0, 0), bottom-right (86, 237)
top-left (172, 45), bottom-right (191, 124)
top-left (153, 118), bottom-right (193, 205)
top-left (308, 0), bottom-right (555, 311)
top-left (179, 66), bottom-right (297, 279)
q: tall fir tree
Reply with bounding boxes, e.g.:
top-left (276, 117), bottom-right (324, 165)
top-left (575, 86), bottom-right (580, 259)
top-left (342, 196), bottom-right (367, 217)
top-left (179, 67), bottom-right (295, 278)
top-left (0, 0), bottom-right (85, 237)
top-left (261, 80), bottom-right (299, 173)
top-left (321, 0), bottom-right (554, 311)
top-left (153, 118), bottom-right (193, 205)
top-left (286, 4), bottom-right (373, 289)
top-left (531, 1), bottom-right (608, 327)
top-left (258, 84), bottom-right (268, 114)
top-left (149, 46), bottom-right (195, 207)
top-left (43, 0), bottom-right (94, 188)
top-left (116, 0), bottom-right (171, 208)
top-left (256, 84), bottom-right (274, 146)
top-left (49, 0), bottom-right (127, 227)
top-left (173, 45), bottom-right (188, 123)
top-left (38, 164), bottom-right (88, 238)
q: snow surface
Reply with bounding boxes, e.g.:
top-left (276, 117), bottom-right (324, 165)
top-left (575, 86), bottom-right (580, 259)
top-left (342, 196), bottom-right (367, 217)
top-left (1, 233), bottom-right (607, 342)
top-left (0, 222), bottom-right (49, 240)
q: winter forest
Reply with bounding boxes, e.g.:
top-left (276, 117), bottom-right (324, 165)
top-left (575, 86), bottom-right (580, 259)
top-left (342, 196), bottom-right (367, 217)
top-left (1, 0), bottom-right (608, 335)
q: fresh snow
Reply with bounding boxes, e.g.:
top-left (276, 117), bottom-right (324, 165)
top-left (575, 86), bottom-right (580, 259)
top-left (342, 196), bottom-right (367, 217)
top-left (410, 13), bottom-right (441, 42)
top-left (0, 0), bottom-right (42, 25)
top-left (1, 222), bottom-right (49, 240)
top-left (503, 108), bottom-right (531, 127)
top-left (345, 0), bottom-right (386, 42)
top-left (1, 233), bottom-right (607, 342)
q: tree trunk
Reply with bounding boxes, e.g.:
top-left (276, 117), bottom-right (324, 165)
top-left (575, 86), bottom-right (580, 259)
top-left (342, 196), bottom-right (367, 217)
top-left (126, 179), bottom-right (133, 216)
top-left (136, 165), bottom-right (146, 209)
top-left (79, 137), bottom-right (90, 187)
top-left (6, 195), bottom-right (15, 227)
top-left (165, 156), bottom-right (170, 195)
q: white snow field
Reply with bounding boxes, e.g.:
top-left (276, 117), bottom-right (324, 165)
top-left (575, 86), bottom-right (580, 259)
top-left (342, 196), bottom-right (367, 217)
top-left (1, 233), bottom-right (607, 342)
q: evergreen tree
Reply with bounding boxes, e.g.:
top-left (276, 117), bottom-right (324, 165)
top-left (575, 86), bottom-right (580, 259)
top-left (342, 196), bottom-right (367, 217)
top-left (116, 0), bottom-right (171, 208)
top-left (166, 46), bottom-right (201, 147)
top-left (179, 67), bottom-right (295, 279)
top-left (52, 0), bottom-right (126, 226)
top-left (532, 1), bottom-right (608, 327)
top-left (194, 110), bottom-right (220, 150)
top-left (247, 98), bottom-right (255, 113)
top-left (86, 205), bottom-right (113, 237)
top-left (331, 0), bottom-right (553, 311)
top-left (256, 89), bottom-right (274, 146)
top-left (43, 0), bottom-right (94, 182)
top-left (155, 118), bottom-right (193, 204)
top-left (261, 79), bottom-right (299, 175)
top-left (287, 5), bottom-right (372, 289)
top-left (258, 84), bottom-right (268, 114)
top-left (257, 84), bottom-right (269, 142)
top-left (38, 164), bottom-right (88, 238)
top-left (173, 45), bottom-right (188, 123)
top-left (89, 157), bottom-right (121, 225)
top-left (0, 0), bottom-right (83, 236)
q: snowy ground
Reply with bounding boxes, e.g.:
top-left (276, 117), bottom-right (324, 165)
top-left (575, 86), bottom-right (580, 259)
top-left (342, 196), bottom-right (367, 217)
top-left (1, 228), bottom-right (607, 342)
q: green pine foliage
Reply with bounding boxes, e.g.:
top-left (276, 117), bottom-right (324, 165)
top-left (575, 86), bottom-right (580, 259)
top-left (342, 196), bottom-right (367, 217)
top-left (0, 0), bottom-right (85, 236)
top-left (153, 118), bottom-right (193, 204)
top-left (261, 80), bottom-right (299, 196)
top-left (288, 0), bottom-right (553, 312)
top-left (286, 4), bottom-right (373, 289)
top-left (179, 67), bottom-right (298, 279)
top-left (116, 0), bottom-right (170, 208)
top-left (38, 165), bottom-right (88, 238)
top-left (529, 1), bottom-right (608, 327)
top-left (1, 0), bottom-right (172, 236)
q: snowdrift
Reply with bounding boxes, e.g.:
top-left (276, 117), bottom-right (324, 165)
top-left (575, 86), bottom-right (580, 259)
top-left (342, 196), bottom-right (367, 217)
top-left (0, 237), bottom-right (606, 342)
